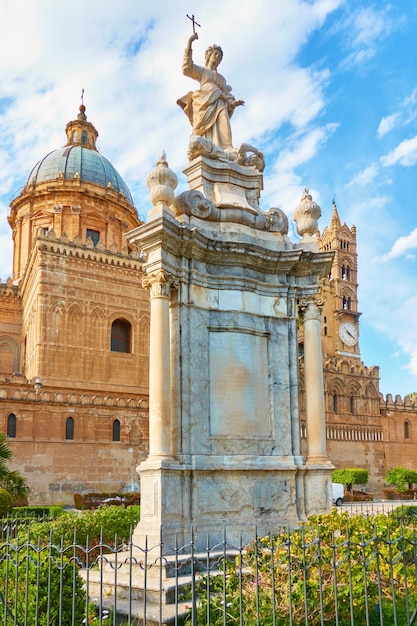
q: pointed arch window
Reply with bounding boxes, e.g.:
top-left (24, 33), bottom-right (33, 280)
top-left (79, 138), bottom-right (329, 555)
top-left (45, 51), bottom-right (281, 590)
top-left (111, 319), bottom-right (131, 353)
top-left (112, 419), bottom-right (121, 442)
top-left (404, 420), bottom-right (410, 440)
top-left (65, 417), bottom-right (74, 440)
top-left (333, 393), bottom-right (338, 413)
top-left (7, 413), bottom-right (16, 438)
top-left (350, 396), bottom-right (355, 415)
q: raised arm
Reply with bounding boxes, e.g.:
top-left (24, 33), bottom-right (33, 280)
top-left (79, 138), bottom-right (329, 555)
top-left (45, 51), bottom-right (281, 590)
top-left (183, 32), bottom-right (202, 80)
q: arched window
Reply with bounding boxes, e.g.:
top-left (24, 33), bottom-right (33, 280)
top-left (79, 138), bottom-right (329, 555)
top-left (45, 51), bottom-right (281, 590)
top-left (7, 413), bottom-right (16, 438)
top-left (341, 265), bottom-right (351, 280)
top-left (342, 296), bottom-right (347, 310)
top-left (350, 396), bottom-right (355, 415)
top-left (112, 419), bottom-right (121, 442)
top-left (81, 131), bottom-right (88, 144)
top-left (404, 420), bottom-right (410, 440)
top-left (333, 393), bottom-right (338, 413)
top-left (111, 319), bottom-right (131, 353)
top-left (65, 417), bottom-right (74, 440)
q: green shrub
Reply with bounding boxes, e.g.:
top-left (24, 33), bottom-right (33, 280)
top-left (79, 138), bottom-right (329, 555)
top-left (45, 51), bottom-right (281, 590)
top-left (0, 487), bottom-right (13, 517)
top-left (188, 509), bottom-right (417, 625)
top-left (0, 545), bottom-right (86, 625)
top-left (21, 504), bottom-right (140, 547)
top-left (0, 470), bottom-right (29, 503)
top-left (12, 504), bottom-right (64, 518)
top-left (389, 504), bottom-right (417, 520)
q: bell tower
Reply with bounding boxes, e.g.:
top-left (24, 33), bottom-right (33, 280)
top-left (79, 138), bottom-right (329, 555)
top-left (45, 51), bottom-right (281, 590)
top-left (319, 202), bottom-right (361, 358)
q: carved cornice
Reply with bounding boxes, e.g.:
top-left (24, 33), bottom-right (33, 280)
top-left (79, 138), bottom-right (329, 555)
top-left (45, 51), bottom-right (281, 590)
top-left (0, 386), bottom-right (149, 408)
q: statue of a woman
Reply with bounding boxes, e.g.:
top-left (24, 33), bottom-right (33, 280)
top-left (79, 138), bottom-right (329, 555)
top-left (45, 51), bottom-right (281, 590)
top-left (177, 33), bottom-right (244, 154)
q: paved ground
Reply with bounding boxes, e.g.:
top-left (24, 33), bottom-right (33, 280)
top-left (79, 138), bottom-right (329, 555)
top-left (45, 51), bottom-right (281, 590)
top-left (337, 500), bottom-right (417, 516)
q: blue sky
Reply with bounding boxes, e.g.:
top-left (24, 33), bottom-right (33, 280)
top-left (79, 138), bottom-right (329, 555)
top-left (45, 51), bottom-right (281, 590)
top-left (0, 0), bottom-right (416, 397)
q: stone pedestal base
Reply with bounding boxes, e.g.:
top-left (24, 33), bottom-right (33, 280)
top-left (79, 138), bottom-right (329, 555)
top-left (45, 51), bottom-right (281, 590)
top-left (303, 465), bottom-right (334, 516)
top-left (133, 457), bottom-right (308, 553)
top-left (184, 156), bottom-right (263, 211)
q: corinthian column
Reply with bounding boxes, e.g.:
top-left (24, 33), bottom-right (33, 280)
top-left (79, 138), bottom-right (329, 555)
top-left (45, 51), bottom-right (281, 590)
top-left (143, 270), bottom-right (175, 459)
top-left (300, 298), bottom-right (329, 463)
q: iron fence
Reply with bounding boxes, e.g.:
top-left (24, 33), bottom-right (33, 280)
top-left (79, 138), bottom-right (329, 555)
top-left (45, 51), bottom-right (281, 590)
top-left (0, 510), bottom-right (417, 625)
top-left (0, 514), bottom-right (57, 542)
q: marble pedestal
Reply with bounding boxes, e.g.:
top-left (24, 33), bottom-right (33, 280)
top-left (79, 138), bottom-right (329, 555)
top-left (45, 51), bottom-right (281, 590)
top-left (127, 157), bottom-right (333, 554)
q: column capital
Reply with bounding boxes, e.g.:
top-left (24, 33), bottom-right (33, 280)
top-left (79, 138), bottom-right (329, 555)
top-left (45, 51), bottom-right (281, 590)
top-left (298, 297), bottom-right (324, 321)
top-left (142, 270), bottom-right (176, 298)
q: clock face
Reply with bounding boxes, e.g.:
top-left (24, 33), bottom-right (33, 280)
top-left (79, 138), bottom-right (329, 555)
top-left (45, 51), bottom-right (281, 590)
top-left (339, 322), bottom-right (358, 346)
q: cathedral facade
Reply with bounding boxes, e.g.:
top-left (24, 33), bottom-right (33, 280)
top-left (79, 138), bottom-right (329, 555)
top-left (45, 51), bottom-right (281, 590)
top-left (299, 204), bottom-right (416, 494)
top-left (0, 107), bottom-right (150, 504)
top-left (0, 109), bottom-right (415, 504)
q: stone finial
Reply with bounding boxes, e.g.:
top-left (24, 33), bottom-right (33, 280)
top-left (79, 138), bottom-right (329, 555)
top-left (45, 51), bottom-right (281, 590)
top-left (293, 188), bottom-right (321, 239)
top-left (146, 152), bottom-right (178, 208)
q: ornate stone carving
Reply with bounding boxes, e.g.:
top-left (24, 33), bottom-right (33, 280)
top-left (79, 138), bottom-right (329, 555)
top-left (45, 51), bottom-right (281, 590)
top-left (146, 152), bottom-right (178, 208)
top-left (173, 190), bottom-right (214, 219)
top-left (299, 298), bottom-right (324, 321)
top-left (293, 188), bottom-right (321, 238)
top-left (142, 270), bottom-right (175, 298)
top-left (173, 189), bottom-right (288, 234)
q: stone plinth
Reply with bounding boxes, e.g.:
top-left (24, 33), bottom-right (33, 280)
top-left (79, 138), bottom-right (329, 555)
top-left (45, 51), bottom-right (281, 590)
top-left (184, 155), bottom-right (263, 211)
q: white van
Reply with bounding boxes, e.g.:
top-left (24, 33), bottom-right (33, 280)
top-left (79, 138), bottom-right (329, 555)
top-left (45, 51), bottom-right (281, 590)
top-left (332, 483), bottom-right (344, 506)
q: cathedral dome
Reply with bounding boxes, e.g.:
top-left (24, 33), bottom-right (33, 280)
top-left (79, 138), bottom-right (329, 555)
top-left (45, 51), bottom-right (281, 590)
top-left (26, 104), bottom-right (134, 206)
top-left (27, 146), bottom-right (134, 206)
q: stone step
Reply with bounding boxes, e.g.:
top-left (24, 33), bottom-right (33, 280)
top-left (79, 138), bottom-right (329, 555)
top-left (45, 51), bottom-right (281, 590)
top-left (81, 568), bottom-right (195, 605)
top-left (80, 548), bottom-right (238, 623)
top-left (91, 594), bottom-right (191, 625)
top-left (99, 548), bottom-right (237, 580)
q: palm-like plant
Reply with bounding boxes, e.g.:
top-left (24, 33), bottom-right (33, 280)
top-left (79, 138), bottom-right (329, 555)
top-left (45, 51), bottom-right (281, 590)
top-left (0, 433), bottom-right (29, 501)
top-left (0, 433), bottom-right (12, 477)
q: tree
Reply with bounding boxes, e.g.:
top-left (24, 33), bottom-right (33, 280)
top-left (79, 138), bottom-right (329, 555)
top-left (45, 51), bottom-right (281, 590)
top-left (0, 471), bottom-right (29, 501)
top-left (406, 392), bottom-right (417, 405)
top-left (386, 466), bottom-right (417, 493)
top-left (332, 468), bottom-right (368, 492)
top-left (0, 433), bottom-right (29, 503)
top-left (0, 433), bottom-right (12, 476)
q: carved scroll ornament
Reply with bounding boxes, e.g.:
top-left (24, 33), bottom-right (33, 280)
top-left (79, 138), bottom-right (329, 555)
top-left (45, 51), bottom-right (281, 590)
top-left (298, 297), bottom-right (324, 321)
top-left (142, 270), bottom-right (176, 298)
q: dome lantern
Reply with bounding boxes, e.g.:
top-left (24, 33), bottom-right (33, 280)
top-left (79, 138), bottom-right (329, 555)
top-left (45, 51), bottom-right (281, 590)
top-left (65, 104), bottom-right (98, 151)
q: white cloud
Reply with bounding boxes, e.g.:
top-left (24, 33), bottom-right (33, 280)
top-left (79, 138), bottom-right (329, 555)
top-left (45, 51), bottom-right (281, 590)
top-left (397, 295), bottom-right (417, 380)
top-left (338, 5), bottom-right (394, 68)
top-left (0, 0), bottom-right (345, 258)
top-left (377, 113), bottom-right (400, 138)
top-left (346, 163), bottom-right (378, 187)
top-left (381, 135), bottom-right (417, 167)
top-left (380, 227), bottom-right (417, 261)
